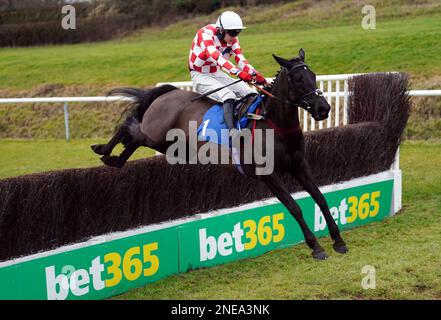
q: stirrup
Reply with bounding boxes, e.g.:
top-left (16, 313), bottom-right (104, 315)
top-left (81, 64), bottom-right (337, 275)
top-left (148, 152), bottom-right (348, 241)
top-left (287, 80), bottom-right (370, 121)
top-left (246, 113), bottom-right (266, 120)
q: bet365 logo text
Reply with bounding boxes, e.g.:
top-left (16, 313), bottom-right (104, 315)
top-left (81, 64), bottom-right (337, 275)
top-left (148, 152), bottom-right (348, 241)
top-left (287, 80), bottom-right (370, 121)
top-left (315, 191), bottom-right (381, 231)
top-left (45, 243), bottom-right (159, 300)
top-left (199, 213), bottom-right (285, 261)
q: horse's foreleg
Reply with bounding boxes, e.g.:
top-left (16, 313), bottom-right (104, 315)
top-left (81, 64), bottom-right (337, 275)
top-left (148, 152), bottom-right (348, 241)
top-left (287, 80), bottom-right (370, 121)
top-left (261, 173), bottom-right (328, 260)
top-left (100, 141), bottom-right (140, 168)
top-left (91, 126), bottom-right (128, 156)
top-left (291, 161), bottom-right (348, 254)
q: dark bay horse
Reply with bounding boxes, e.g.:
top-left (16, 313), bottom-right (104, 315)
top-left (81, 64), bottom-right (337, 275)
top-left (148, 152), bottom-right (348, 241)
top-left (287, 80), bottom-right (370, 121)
top-left (91, 48), bottom-right (348, 260)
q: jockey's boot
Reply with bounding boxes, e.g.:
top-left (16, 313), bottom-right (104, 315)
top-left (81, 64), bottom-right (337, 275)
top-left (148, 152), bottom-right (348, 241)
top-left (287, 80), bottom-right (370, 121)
top-left (223, 99), bottom-right (236, 131)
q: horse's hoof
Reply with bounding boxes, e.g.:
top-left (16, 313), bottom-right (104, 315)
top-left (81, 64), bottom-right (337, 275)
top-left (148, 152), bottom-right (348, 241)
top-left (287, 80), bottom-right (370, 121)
top-left (333, 243), bottom-right (348, 254)
top-left (100, 155), bottom-right (123, 168)
top-left (91, 144), bottom-right (109, 156)
top-left (312, 250), bottom-right (328, 261)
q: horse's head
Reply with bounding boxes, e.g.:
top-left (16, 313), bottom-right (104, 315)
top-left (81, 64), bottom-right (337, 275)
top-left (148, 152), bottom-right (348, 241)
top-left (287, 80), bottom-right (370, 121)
top-left (272, 48), bottom-right (330, 121)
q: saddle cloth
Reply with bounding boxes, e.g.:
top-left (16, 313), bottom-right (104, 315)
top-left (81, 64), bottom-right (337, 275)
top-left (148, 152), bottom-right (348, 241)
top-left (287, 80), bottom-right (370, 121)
top-left (197, 94), bottom-right (263, 147)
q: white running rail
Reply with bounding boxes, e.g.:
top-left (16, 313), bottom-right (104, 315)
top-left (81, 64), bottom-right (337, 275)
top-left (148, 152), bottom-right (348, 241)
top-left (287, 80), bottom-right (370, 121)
top-left (2, 73), bottom-right (437, 215)
top-left (156, 73), bottom-right (365, 132)
top-left (1, 74), bottom-right (440, 141)
top-left (156, 76), bottom-right (441, 133)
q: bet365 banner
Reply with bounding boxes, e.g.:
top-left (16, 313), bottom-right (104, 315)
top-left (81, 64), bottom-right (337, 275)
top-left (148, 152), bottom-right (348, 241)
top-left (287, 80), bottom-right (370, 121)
top-left (0, 227), bottom-right (179, 300)
top-left (0, 179), bottom-right (393, 300)
top-left (178, 179), bottom-right (393, 269)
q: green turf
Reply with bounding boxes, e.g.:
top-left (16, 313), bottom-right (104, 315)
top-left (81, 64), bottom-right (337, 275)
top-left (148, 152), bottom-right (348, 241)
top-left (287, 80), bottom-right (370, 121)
top-left (0, 1), bottom-right (440, 90)
top-left (0, 139), bottom-right (440, 299)
top-left (0, 0), bottom-right (440, 299)
top-left (0, 138), bottom-right (155, 179)
top-left (0, 1), bottom-right (440, 141)
top-left (109, 141), bottom-right (441, 300)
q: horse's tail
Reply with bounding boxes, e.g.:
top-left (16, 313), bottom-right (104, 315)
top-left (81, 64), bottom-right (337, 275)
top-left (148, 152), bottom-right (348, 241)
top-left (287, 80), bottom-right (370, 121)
top-left (109, 84), bottom-right (178, 122)
top-left (108, 84), bottom-right (178, 146)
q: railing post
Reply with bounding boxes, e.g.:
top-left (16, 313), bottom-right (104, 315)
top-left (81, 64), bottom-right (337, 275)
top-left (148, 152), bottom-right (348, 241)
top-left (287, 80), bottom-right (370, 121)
top-left (335, 80), bottom-right (340, 127)
top-left (303, 108), bottom-right (308, 132)
top-left (326, 80), bottom-right (332, 128)
top-left (63, 102), bottom-right (70, 141)
top-left (390, 147), bottom-right (402, 215)
top-left (343, 79), bottom-right (349, 125)
top-left (318, 81), bottom-right (324, 129)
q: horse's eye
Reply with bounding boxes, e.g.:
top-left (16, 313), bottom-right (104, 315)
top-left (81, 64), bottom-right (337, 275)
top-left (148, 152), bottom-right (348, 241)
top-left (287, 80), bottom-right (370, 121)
top-left (315, 90), bottom-right (324, 97)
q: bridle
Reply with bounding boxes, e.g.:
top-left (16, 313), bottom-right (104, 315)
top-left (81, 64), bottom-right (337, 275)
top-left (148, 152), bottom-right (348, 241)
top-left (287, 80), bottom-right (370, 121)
top-left (258, 62), bottom-right (324, 112)
top-left (286, 63), bottom-right (324, 111)
top-left (249, 61), bottom-right (324, 135)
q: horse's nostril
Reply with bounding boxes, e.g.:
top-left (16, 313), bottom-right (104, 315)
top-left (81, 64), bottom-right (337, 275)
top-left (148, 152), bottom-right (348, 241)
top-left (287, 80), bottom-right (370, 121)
top-left (319, 106), bottom-right (328, 115)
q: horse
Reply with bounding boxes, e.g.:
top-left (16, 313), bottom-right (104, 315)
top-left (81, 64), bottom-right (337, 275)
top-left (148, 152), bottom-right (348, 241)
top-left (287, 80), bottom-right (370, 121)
top-left (91, 48), bottom-right (348, 260)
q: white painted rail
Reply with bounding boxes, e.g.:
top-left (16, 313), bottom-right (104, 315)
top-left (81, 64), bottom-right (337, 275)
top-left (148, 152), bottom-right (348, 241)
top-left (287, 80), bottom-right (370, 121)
top-left (0, 96), bottom-right (133, 141)
top-left (156, 76), bottom-right (441, 132)
top-left (408, 90), bottom-right (441, 96)
top-left (0, 96), bottom-right (133, 104)
top-left (1, 73), bottom-right (440, 141)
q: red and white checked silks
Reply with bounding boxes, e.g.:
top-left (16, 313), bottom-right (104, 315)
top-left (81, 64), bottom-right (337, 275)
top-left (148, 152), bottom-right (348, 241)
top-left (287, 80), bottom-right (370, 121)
top-left (188, 24), bottom-right (255, 75)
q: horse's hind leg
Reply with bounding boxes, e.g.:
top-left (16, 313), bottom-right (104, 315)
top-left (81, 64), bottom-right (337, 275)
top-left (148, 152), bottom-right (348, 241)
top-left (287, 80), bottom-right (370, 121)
top-left (260, 173), bottom-right (328, 260)
top-left (91, 126), bottom-right (128, 156)
top-left (100, 141), bottom-right (140, 168)
top-left (291, 161), bottom-right (348, 254)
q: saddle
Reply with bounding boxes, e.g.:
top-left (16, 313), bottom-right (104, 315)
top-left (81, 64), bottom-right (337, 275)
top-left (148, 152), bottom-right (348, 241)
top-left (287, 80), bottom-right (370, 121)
top-left (197, 93), bottom-right (263, 177)
top-left (233, 93), bottom-right (260, 125)
top-left (197, 93), bottom-right (263, 147)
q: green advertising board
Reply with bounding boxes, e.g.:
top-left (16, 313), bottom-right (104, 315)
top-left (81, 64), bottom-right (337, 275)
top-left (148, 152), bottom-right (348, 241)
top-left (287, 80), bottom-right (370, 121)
top-left (0, 177), bottom-right (394, 300)
top-left (178, 178), bottom-right (393, 271)
top-left (0, 226), bottom-right (179, 300)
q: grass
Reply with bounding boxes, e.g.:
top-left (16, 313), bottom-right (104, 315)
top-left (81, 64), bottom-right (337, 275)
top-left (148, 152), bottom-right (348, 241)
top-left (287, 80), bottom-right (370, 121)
top-left (0, 0), bottom-right (440, 299)
top-left (0, 101), bottom-right (129, 139)
top-left (0, 0), bottom-right (440, 140)
top-left (0, 1), bottom-right (441, 91)
top-left (0, 138), bottom-right (155, 179)
top-left (0, 139), bottom-right (440, 299)
top-left (109, 140), bottom-right (441, 300)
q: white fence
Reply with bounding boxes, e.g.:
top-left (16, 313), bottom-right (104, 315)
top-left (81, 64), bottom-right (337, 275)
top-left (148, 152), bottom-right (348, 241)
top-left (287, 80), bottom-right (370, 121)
top-left (156, 75), bottom-right (441, 132)
top-left (1, 73), bottom-right (440, 141)
top-left (2, 73), bottom-right (439, 213)
top-left (157, 74), bottom-right (359, 132)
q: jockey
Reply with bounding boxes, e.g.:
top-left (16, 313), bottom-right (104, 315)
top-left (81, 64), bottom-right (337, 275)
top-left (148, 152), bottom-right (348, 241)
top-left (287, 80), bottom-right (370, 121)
top-left (188, 11), bottom-right (267, 132)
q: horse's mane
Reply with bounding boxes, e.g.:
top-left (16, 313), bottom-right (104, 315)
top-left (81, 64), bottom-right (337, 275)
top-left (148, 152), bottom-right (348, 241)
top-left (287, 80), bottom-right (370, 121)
top-left (264, 57), bottom-right (303, 92)
top-left (263, 67), bottom-right (282, 92)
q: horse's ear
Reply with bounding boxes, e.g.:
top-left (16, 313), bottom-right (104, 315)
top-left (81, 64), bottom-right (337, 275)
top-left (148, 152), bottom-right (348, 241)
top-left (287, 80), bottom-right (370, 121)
top-left (272, 54), bottom-right (290, 68)
top-left (299, 48), bottom-right (305, 62)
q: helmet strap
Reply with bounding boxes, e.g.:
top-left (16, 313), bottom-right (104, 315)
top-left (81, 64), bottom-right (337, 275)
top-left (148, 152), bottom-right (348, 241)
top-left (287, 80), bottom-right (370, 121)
top-left (217, 29), bottom-right (226, 41)
top-left (219, 13), bottom-right (224, 32)
top-left (217, 14), bottom-right (226, 41)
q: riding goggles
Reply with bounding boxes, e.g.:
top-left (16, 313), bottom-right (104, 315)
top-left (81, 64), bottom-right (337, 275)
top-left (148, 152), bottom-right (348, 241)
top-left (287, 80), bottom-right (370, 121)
top-left (226, 29), bottom-right (241, 37)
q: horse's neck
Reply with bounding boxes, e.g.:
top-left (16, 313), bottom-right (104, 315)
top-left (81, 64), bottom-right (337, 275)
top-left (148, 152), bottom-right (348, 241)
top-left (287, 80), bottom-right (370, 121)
top-left (265, 75), bottom-right (300, 129)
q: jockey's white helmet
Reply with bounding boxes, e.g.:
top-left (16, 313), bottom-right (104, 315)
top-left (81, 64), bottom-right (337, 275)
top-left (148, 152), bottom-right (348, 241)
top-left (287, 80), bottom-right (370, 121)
top-left (215, 11), bottom-right (246, 30)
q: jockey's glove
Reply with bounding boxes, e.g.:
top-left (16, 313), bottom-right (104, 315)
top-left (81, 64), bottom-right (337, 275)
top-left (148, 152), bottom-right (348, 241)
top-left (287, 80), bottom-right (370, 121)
top-left (237, 70), bottom-right (253, 83)
top-left (254, 71), bottom-right (267, 85)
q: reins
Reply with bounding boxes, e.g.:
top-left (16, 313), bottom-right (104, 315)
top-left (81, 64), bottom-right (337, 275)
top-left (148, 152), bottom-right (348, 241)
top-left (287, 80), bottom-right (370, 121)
top-left (250, 62), bottom-right (324, 112)
top-left (248, 62), bottom-right (323, 136)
